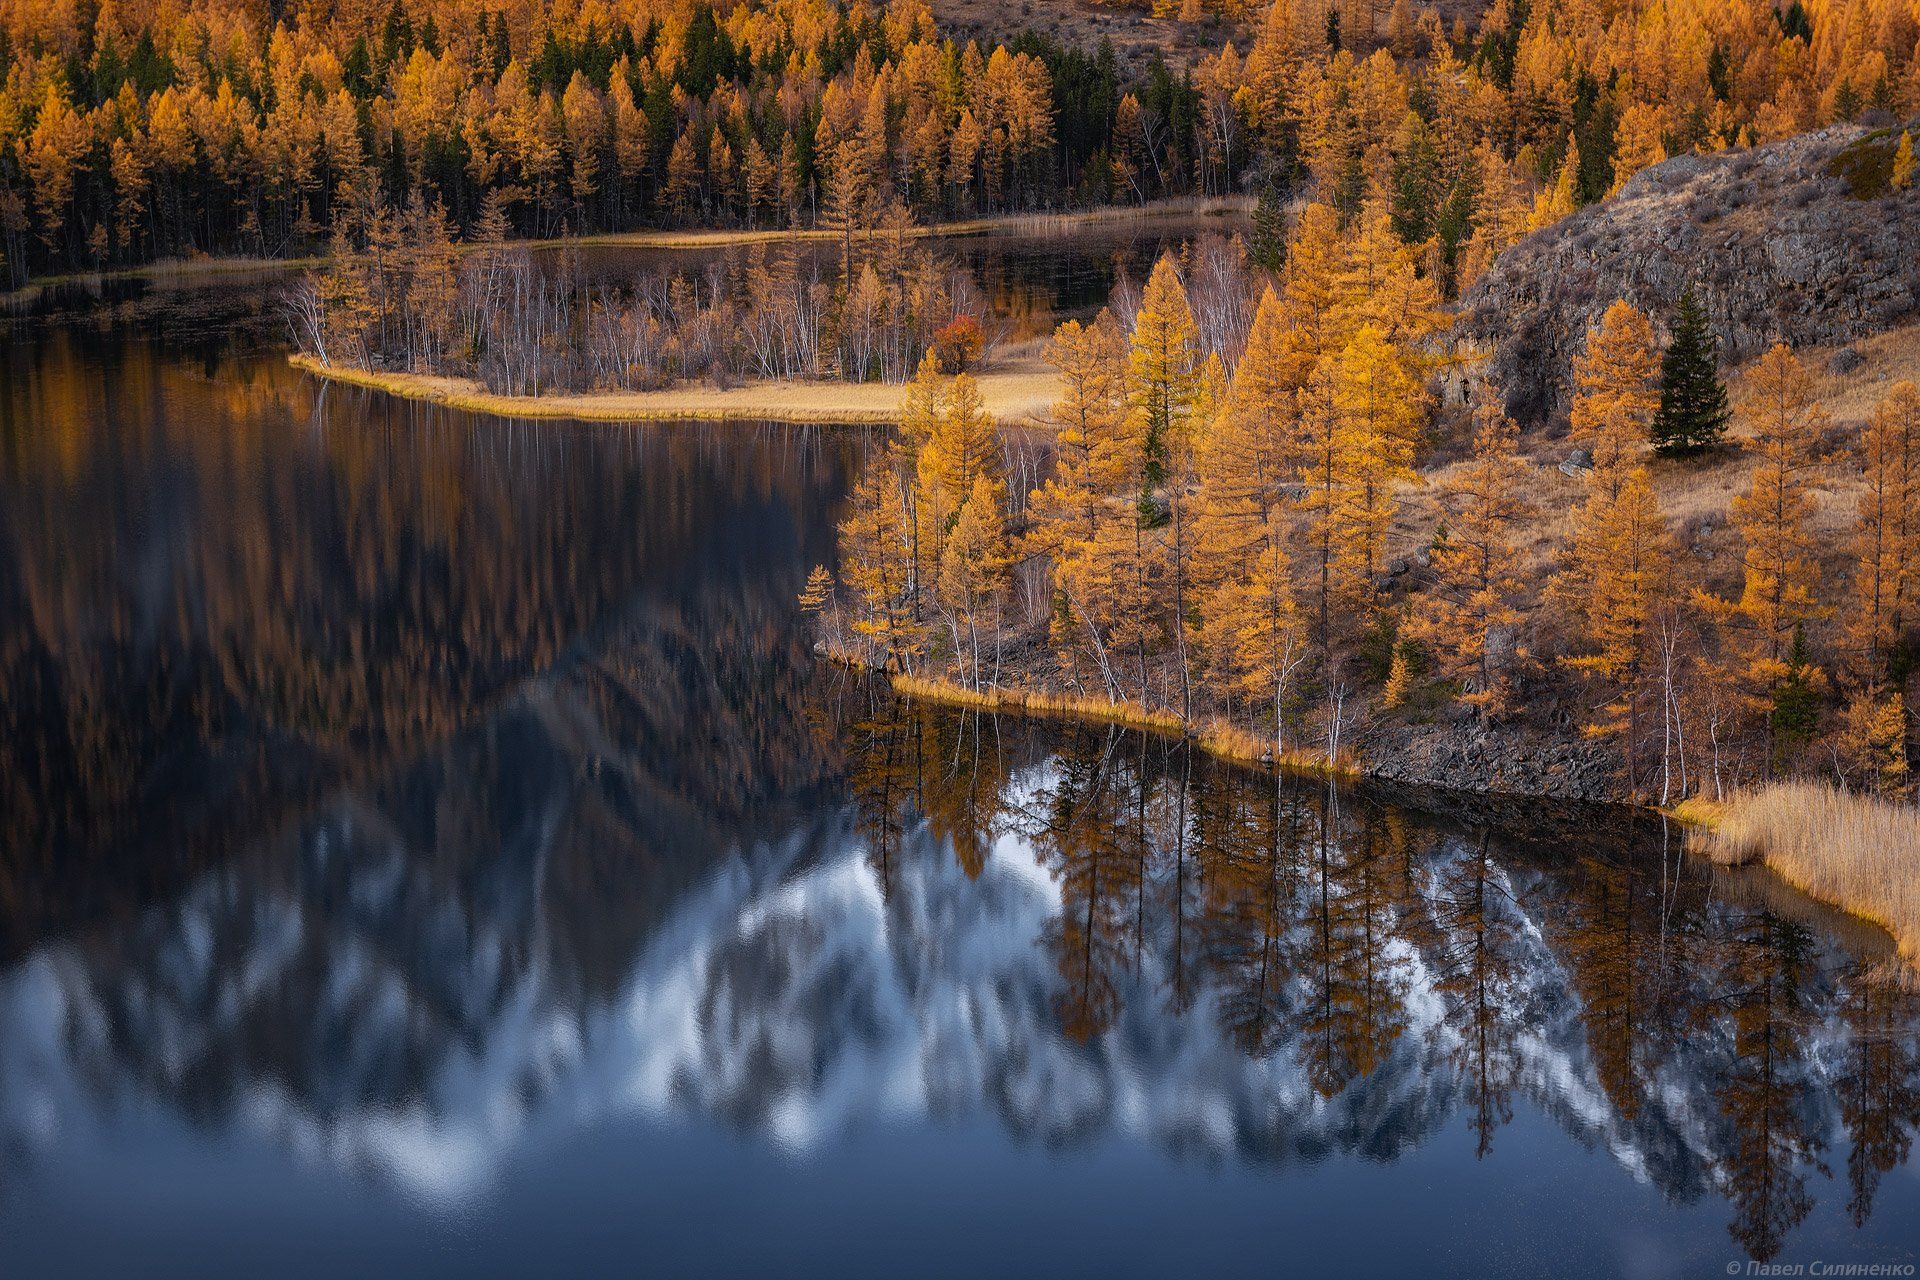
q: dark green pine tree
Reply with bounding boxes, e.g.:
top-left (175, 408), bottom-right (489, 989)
top-left (1250, 184), bottom-right (1288, 271)
top-left (1651, 286), bottom-right (1731, 455)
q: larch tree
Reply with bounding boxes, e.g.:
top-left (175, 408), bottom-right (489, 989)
top-left (1294, 365), bottom-right (1369, 664)
top-left (936, 474), bottom-right (1012, 691)
top-left (1029, 311), bottom-right (1134, 552)
top-left (1129, 251), bottom-right (1202, 496)
top-left (1559, 466), bottom-right (1677, 792)
top-left (1332, 322), bottom-right (1423, 587)
top-left (1570, 299), bottom-right (1659, 489)
top-left (1847, 381), bottom-right (1920, 682)
top-left (1195, 301), bottom-right (1310, 746)
top-left (1054, 502), bottom-right (1168, 707)
top-left (1341, 204), bottom-right (1449, 350)
top-left (1526, 135), bottom-right (1580, 232)
top-left (838, 454), bottom-right (923, 672)
top-left (1273, 202), bottom-right (1353, 389)
top-left (1028, 312), bottom-right (1137, 687)
top-left (1727, 343), bottom-right (1828, 732)
top-left (894, 348), bottom-right (950, 607)
top-left (560, 73), bottom-right (603, 209)
top-left (917, 369), bottom-right (1004, 550)
top-left (1841, 687), bottom-right (1910, 797)
top-left (1226, 286), bottom-right (1309, 461)
top-left (1200, 290), bottom-right (1303, 553)
top-left (1128, 251), bottom-right (1203, 717)
top-left (1200, 506), bottom-right (1306, 753)
top-left (1406, 391), bottom-right (1533, 714)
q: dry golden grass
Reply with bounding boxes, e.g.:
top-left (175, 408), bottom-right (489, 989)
top-left (1780, 320), bottom-right (1920, 424)
top-left (291, 353), bottom-right (1059, 426)
top-left (1693, 781), bottom-right (1920, 961)
top-left (1665, 794), bottom-right (1726, 828)
top-left (1194, 720), bottom-right (1361, 778)
top-left (888, 673), bottom-right (1358, 778)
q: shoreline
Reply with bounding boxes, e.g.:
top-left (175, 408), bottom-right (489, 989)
top-left (557, 196), bottom-right (1255, 252)
top-left (873, 667), bottom-right (1920, 969)
top-left (289, 353), bottom-right (1059, 426)
top-left (886, 671), bottom-right (1361, 780)
top-left (4, 197), bottom-right (1253, 305)
top-left (0, 255), bottom-right (318, 308)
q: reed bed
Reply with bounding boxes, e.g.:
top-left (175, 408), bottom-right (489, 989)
top-left (1692, 782), bottom-right (1920, 960)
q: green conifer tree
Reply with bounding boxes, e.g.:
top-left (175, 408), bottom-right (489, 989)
top-left (1651, 287), bottom-right (1730, 455)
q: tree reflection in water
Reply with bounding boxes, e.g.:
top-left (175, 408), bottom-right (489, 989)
top-left (1, 314), bottom-right (1917, 1269)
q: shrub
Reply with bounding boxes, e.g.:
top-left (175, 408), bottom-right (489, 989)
top-left (932, 315), bottom-right (986, 373)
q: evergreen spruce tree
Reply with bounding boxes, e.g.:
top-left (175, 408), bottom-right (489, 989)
top-left (1651, 287), bottom-right (1730, 455)
top-left (1250, 184), bottom-right (1288, 272)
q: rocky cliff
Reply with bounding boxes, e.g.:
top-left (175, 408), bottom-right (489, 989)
top-left (1460, 122), bottom-right (1920, 421)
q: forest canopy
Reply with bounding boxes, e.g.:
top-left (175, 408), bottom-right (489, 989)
top-left (2, 0), bottom-right (1917, 283)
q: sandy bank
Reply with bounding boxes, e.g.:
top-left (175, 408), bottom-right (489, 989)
top-left (290, 353), bottom-right (1060, 426)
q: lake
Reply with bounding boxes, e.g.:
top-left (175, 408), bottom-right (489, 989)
top-left (1, 244), bottom-right (1917, 1279)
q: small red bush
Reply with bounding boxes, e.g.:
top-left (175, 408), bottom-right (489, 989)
top-left (932, 315), bottom-right (985, 373)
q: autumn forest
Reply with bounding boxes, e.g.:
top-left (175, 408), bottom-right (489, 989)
top-left (1, 0), bottom-right (1915, 283)
top-left (6, 0), bottom-right (1918, 845)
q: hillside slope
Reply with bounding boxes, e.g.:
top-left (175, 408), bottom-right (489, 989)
top-left (1462, 122), bottom-right (1920, 420)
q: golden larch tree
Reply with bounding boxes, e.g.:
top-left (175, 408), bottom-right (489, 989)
top-left (1728, 343), bottom-right (1827, 682)
top-left (1028, 312), bottom-right (1134, 553)
top-left (1559, 466), bottom-right (1677, 791)
top-left (1847, 381), bottom-right (1920, 681)
top-left (1406, 392), bottom-right (1533, 713)
top-left (1200, 507), bottom-right (1305, 752)
top-left (936, 474), bottom-right (1012, 691)
top-left (917, 369), bottom-right (1004, 549)
top-left (1294, 365), bottom-right (1370, 659)
top-left (1333, 322), bottom-right (1423, 586)
top-left (1127, 251), bottom-right (1203, 716)
top-left (839, 455), bottom-right (923, 672)
top-left (1570, 299), bottom-right (1659, 490)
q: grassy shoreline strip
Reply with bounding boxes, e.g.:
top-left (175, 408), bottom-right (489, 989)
top-left (561, 196), bottom-right (1256, 251)
top-left (289, 353), bottom-right (1058, 426)
top-left (293, 354), bottom-right (907, 424)
top-left (887, 672), bottom-right (1359, 781)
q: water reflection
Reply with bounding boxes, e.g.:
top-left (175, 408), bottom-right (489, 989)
top-left (836, 696), bottom-right (1920, 1259)
top-left (2, 301), bottom-right (1918, 1276)
top-left (5, 675), bottom-right (1918, 1263)
top-left (0, 326), bottom-right (851, 951)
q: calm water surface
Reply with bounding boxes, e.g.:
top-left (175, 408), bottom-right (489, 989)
top-left (1, 259), bottom-right (1918, 1279)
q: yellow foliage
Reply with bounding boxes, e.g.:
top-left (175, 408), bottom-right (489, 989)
top-left (1569, 299), bottom-right (1659, 486)
top-left (1729, 343), bottom-right (1828, 678)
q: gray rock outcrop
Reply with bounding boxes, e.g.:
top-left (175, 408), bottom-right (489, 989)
top-left (1459, 123), bottom-right (1920, 422)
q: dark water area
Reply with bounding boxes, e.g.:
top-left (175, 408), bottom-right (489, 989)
top-left (557, 214), bottom-right (1235, 340)
top-left (1, 260), bottom-right (1918, 1279)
